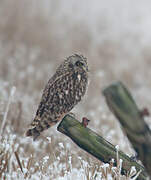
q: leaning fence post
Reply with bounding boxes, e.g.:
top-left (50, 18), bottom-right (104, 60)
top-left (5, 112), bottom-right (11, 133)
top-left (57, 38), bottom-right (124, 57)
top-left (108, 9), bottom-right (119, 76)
top-left (57, 114), bottom-right (148, 179)
top-left (103, 81), bottom-right (151, 177)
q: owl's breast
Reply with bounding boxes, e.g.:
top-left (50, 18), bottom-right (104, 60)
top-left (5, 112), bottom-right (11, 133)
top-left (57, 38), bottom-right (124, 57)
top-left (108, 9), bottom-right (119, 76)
top-left (71, 71), bottom-right (88, 101)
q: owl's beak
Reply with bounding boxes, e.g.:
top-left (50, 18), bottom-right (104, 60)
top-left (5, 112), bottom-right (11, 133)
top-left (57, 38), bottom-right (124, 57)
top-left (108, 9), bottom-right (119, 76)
top-left (82, 65), bottom-right (89, 72)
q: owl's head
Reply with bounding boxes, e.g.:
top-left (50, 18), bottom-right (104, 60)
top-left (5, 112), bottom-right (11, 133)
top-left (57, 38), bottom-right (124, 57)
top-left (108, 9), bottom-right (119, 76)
top-left (66, 54), bottom-right (88, 73)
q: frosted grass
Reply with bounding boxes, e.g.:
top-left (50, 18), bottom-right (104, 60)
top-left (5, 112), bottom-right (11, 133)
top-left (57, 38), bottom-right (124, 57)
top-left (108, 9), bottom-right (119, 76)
top-left (0, 86), bottom-right (16, 137)
top-left (0, 0), bottom-right (151, 179)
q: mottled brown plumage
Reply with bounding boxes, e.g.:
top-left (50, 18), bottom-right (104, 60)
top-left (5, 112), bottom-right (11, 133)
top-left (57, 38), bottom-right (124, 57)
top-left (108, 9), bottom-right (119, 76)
top-left (26, 54), bottom-right (89, 140)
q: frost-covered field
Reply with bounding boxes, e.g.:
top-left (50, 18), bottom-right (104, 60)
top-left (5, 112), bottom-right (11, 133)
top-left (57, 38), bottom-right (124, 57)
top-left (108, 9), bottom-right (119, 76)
top-left (0, 0), bottom-right (151, 179)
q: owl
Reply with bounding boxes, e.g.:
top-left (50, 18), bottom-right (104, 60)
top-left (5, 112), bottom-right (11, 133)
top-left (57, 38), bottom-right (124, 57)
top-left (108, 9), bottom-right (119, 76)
top-left (26, 54), bottom-right (89, 140)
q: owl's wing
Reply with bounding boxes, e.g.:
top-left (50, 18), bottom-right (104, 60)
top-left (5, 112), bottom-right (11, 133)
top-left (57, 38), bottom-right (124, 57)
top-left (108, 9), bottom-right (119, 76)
top-left (41, 61), bottom-right (68, 98)
top-left (42, 70), bottom-right (70, 103)
top-left (30, 71), bottom-right (70, 127)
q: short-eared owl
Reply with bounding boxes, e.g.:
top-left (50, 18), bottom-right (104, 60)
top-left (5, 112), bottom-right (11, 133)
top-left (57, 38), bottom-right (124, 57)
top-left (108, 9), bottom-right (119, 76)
top-left (26, 54), bottom-right (89, 140)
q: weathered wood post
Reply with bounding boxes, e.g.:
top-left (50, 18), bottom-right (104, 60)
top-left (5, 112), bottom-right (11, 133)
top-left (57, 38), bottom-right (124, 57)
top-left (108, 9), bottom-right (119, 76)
top-left (57, 114), bottom-right (148, 179)
top-left (103, 81), bottom-right (151, 177)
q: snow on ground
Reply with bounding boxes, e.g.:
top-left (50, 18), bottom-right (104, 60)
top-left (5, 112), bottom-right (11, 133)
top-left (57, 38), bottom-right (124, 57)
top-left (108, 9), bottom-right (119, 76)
top-left (0, 0), bottom-right (151, 179)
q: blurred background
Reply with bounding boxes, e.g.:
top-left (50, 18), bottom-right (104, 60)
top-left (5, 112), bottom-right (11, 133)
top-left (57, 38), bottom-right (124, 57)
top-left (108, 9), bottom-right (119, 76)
top-left (0, 0), bottom-right (151, 178)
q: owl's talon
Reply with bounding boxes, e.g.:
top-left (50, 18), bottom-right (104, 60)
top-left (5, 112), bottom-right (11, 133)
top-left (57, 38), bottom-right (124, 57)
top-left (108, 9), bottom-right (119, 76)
top-left (82, 117), bottom-right (90, 128)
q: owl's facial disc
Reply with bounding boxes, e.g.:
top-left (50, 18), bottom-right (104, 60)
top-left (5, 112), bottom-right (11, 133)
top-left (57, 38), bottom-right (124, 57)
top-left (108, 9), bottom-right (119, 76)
top-left (67, 54), bottom-right (88, 72)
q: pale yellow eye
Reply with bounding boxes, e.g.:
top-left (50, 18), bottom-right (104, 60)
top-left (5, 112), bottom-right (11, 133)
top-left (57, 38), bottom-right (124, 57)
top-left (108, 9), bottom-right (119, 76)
top-left (75, 61), bottom-right (84, 66)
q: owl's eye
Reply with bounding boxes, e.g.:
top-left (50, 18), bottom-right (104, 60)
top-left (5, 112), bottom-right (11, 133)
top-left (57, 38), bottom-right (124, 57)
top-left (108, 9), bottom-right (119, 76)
top-left (75, 61), bottom-right (84, 66)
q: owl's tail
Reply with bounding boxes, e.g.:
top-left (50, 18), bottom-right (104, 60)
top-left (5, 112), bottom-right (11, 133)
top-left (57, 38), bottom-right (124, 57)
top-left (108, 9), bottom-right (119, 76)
top-left (26, 120), bottom-right (50, 141)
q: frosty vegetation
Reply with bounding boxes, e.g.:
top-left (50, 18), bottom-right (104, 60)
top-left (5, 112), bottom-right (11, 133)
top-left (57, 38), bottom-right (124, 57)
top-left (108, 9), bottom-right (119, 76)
top-left (0, 0), bottom-right (151, 179)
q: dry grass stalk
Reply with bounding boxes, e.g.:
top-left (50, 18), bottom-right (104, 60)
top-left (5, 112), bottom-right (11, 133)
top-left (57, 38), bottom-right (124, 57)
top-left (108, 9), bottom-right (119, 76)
top-left (0, 86), bottom-right (16, 138)
top-left (0, 152), bottom-right (9, 178)
top-left (14, 151), bottom-right (23, 174)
